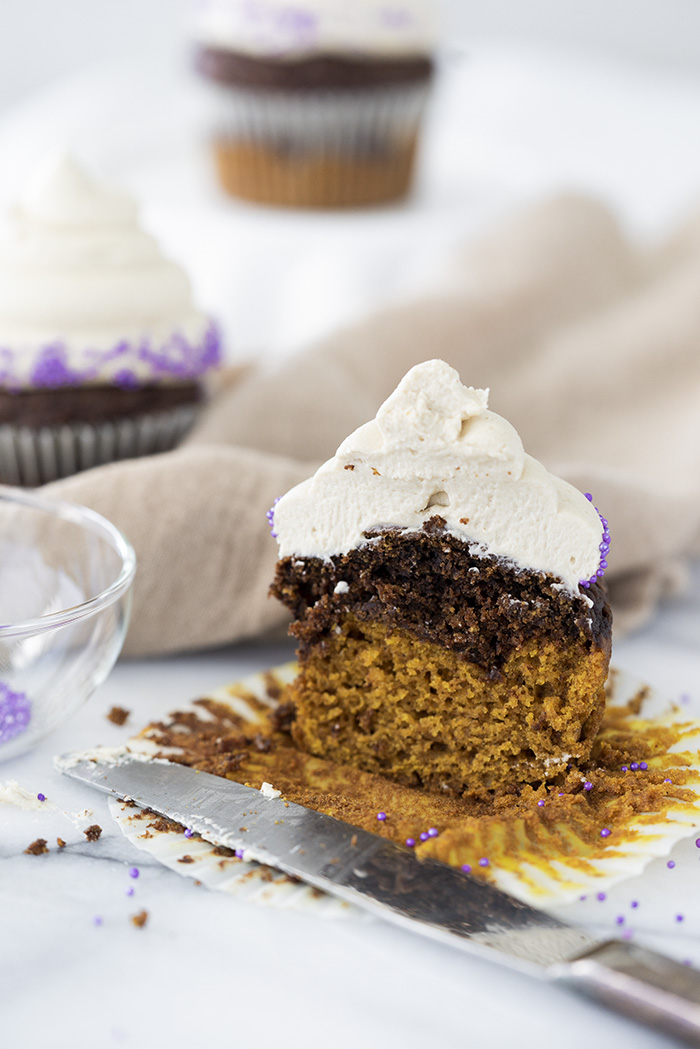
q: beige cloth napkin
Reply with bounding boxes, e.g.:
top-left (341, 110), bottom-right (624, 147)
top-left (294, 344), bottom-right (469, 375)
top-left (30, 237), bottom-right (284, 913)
top-left (45, 195), bottom-right (700, 656)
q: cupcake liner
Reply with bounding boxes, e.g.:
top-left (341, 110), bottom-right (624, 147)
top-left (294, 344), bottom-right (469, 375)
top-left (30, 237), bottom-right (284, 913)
top-left (101, 663), bottom-right (700, 920)
top-left (206, 82), bottom-right (432, 207)
top-left (0, 404), bottom-right (199, 486)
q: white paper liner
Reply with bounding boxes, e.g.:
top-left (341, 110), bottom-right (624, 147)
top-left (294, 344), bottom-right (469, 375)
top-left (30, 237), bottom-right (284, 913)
top-left (109, 663), bottom-right (700, 918)
top-left (0, 404), bottom-right (199, 486)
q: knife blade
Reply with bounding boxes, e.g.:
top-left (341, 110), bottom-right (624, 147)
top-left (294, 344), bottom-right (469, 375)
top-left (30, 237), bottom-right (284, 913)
top-left (57, 750), bottom-right (700, 1045)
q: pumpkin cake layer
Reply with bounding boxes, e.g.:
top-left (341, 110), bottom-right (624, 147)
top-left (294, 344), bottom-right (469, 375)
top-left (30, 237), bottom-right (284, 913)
top-left (272, 520), bottom-right (611, 797)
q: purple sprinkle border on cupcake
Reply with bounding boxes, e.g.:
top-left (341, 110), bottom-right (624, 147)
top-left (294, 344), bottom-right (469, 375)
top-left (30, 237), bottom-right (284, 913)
top-left (0, 321), bottom-right (222, 392)
top-left (580, 493), bottom-right (610, 589)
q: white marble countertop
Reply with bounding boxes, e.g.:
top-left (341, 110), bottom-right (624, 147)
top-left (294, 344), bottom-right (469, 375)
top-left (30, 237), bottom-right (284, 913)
top-left (1, 38), bottom-right (700, 1049)
top-left (0, 563), bottom-right (698, 1049)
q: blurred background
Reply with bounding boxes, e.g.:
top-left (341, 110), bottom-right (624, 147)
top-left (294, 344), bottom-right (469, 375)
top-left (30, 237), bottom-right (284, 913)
top-left (0, 0), bottom-right (699, 365)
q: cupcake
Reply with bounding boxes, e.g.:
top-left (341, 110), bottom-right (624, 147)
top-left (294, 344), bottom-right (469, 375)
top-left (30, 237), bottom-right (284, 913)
top-left (0, 154), bottom-right (221, 486)
top-left (192, 0), bottom-right (439, 208)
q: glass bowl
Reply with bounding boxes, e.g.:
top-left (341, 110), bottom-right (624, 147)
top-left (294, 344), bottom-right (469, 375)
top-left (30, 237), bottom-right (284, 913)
top-left (0, 486), bottom-right (136, 761)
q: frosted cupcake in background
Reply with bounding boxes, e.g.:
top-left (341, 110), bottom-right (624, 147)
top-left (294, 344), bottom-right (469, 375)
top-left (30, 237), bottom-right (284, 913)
top-left (0, 154), bottom-right (221, 486)
top-left (192, 0), bottom-right (440, 208)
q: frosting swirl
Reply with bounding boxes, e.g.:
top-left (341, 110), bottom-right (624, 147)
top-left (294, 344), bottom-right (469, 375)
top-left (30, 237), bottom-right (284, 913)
top-left (272, 360), bottom-right (603, 594)
top-left (0, 154), bottom-right (219, 390)
top-left (192, 0), bottom-right (439, 58)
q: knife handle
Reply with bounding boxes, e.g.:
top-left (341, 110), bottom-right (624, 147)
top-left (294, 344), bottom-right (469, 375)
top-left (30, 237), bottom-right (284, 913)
top-left (554, 941), bottom-right (700, 1046)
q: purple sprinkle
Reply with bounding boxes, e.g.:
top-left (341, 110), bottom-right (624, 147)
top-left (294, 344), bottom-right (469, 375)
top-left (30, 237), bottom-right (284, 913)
top-left (478, 857), bottom-right (490, 868)
top-left (630, 762), bottom-right (639, 771)
top-left (125, 886), bottom-right (135, 897)
top-left (639, 761), bottom-right (648, 771)
top-left (405, 838), bottom-right (416, 848)
top-left (597, 892), bottom-right (607, 901)
top-left (235, 849), bottom-right (245, 859)
top-left (128, 867), bottom-right (139, 879)
top-left (37, 793), bottom-right (46, 802)
top-left (684, 960), bottom-right (693, 967)
top-left (376, 812), bottom-right (387, 822)
top-left (184, 828), bottom-right (194, 838)
top-left (0, 683), bottom-right (32, 744)
top-left (419, 832), bottom-right (430, 842)
top-left (667, 860), bottom-right (676, 869)
top-left (428, 827), bottom-right (439, 838)
top-left (631, 900), bottom-right (639, 908)
top-left (583, 782), bottom-right (593, 791)
top-left (537, 799), bottom-right (545, 807)
top-left (580, 895), bottom-right (587, 901)
top-left (621, 766), bottom-right (629, 772)
top-left (585, 493), bottom-right (593, 501)
top-left (600, 828), bottom-right (611, 839)
top-left (616, 915), bottom-right (625, 925)
top-left (676, 914), bottom-right (685, 923)
top-left (664, 779), bottom-right (672, 784)
top-left (622, 929), bottom-right (634, 940)
top-left (461, 864), bottom-right (472, 874)
top-left (93, 916), bottom-right (103, 926)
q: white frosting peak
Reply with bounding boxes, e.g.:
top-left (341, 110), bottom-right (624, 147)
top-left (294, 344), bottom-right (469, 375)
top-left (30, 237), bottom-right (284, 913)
top-left (0, 153), bottom-right (218, 390)
top-left (273, 360), bottom-right (603, 593)
top-left (20, 153), bottom-right (137, 227)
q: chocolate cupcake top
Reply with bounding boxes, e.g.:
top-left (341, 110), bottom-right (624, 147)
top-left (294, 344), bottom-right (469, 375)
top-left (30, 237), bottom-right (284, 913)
top-left (191, 0), bottom-right (439, 59)
top-left (0, 154), bottom-right (220, 391)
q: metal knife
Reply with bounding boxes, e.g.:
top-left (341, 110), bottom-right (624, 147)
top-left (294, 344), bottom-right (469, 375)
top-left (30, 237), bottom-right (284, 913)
top-left (57, 751), bottom-right (700, 1046)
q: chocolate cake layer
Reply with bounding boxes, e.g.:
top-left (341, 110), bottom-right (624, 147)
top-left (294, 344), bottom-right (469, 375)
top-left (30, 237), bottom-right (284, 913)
top-left (0, 382), bottom-right (203, 427)
top-left (195, 47), bottom-right (434, 91)
top-left (272, 517), bottom-right (612, 676)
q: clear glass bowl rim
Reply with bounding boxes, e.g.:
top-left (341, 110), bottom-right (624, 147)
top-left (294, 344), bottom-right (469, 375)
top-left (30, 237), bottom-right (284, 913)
top-left (0, 485), bottom-right (137, 640)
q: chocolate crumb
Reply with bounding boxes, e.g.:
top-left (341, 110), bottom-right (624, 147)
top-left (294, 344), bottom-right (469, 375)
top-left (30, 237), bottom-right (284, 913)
top-left (106, 705), bottom-right (130, 726)
top-left (84, 824), bottom-right (102, 842)
top-left (131, 910), bottom-right (148, 928)
top-left (24, 838), bottom-right (48, 855)
top-left (56, 838), bottom-right (66, 849)
top-left (344, 464), bottom-right (355, 471)
top-left (178, 855), bottom-right (194, 864)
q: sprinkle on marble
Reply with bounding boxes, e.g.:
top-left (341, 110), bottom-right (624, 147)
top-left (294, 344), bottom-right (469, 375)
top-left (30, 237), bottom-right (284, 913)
top-left (93, 916), bottom-right (103, 927)
top-left (580, 895), bottom-right (587, 901)
top-left (667, 860), bottom-right (676, 869)
top-left (125, 886), bottom-right (135, 897)
top-left (676, 914), bottom-right (685, 923)
top-left (376, 812), bottom-right (387, 822)
top-left (597, 892), bottom-right (607, 901)
top-left (235, 849), bottom-right (245, 859)
top-left (631, 900), bottom-right (639, 908)
top-left (600, 828), bottom-right (611, 839)
top-left (128, 867), bottom-right (139, 879)
top-left (622, 929), bottom-right (634, 940)
top-left (37, 793), bottom-right (46, 802)
top-left (615, 915), bottom-right (625, 925)
top-left (184, 828), bottom-right (194, 838)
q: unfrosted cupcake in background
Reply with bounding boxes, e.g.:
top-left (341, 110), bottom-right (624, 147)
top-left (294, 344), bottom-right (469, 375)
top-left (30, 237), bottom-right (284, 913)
top-left (192, 0), bottom-right (440, 208)
top-left (0, 154), bottom-right (221, 486)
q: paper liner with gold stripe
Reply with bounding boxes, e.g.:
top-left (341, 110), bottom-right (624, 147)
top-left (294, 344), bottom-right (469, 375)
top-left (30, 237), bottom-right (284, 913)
top-left (109, 663), bottom-right (700, 917)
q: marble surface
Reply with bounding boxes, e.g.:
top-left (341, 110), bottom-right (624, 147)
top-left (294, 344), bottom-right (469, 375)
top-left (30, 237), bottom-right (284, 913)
top-left (0, 563), bottom-right (698, 1049)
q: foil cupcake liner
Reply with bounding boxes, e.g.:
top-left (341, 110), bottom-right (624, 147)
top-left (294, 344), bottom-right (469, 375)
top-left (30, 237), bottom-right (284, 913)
top-left (205, 82), bottom-right (432, 207)
top-left (107, 664), bottom-right (700, 919)
top-left (0, 404), bottom-right (199, 487)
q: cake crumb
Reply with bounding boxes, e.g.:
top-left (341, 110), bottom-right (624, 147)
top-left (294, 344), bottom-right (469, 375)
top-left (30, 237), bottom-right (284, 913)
top-left (24, 838), bottom-right (49, 855)
top-left (56, 838), bottom-right (66, 849)
top-left (178, 855), bottom-right (194, 864)
top-left (131, 910), bottom-right (148, 928)
top-left (106, 706), bottom-right (130, 726)
top-left (84, 824), bottom-right (102, 842)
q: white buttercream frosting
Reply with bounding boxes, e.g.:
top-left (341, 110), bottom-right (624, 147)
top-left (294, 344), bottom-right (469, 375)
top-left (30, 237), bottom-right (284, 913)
top-left (272, 360), bottom-right (603, 593)
top-left (0, 154), bottom-right (219, 390)
top-left (192, 0), bottom-right (439, 58)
